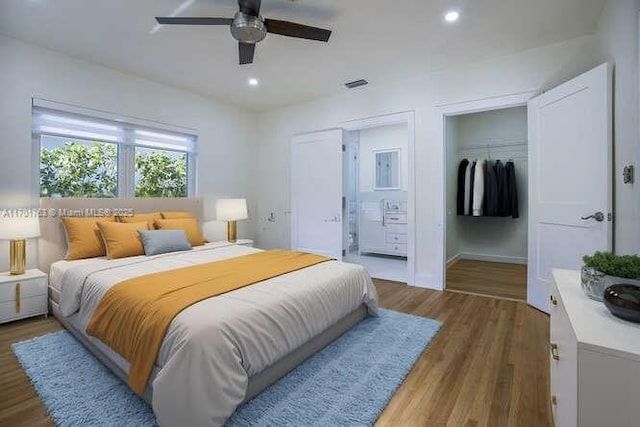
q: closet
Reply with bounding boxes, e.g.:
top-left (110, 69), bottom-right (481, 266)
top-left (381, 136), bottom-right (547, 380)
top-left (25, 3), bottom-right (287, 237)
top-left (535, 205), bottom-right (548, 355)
top-left (445, 106), bottom-right (528, 300)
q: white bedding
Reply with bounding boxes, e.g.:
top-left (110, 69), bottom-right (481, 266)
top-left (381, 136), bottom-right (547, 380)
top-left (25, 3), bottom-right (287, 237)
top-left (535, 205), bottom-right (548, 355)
top-left (54, 243), bottom-right (378, 426)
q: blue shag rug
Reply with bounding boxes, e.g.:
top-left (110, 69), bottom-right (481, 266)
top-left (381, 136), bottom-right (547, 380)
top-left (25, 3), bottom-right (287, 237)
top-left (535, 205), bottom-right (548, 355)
top-left (12, 309), bottom-right (441, 426)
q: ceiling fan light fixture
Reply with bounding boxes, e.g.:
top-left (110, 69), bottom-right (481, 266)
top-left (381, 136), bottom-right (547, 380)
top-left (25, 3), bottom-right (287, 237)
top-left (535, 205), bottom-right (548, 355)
top-left (231, 11), bottom-right (267, 43)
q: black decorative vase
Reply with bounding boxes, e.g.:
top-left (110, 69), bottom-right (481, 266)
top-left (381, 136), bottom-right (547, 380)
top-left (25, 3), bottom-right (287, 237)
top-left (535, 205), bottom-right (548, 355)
top-left (604, 284), bottom-right (640, 324)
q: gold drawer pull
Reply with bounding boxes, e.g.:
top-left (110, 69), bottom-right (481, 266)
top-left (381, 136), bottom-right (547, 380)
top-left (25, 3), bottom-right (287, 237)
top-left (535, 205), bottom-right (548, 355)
top-left (550, 343), bottom-right (559, 360)
top-left (15, 282), bottom-right (21, 313)
top-left (551, 395), bottom-right (558, 406)
top-left (550, 295), bottom-right (558, 306)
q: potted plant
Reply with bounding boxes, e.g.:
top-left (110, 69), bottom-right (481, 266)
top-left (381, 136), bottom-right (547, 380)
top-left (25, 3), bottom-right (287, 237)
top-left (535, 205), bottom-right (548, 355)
top-left (581, 252), bottom-right (640, 301)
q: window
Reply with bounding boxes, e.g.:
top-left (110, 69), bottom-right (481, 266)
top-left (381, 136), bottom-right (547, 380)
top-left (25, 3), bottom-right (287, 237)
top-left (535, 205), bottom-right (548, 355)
top-left (40, 135), bottom-right (117, 198)
top-left (33, 99), bottom-right (197, 198)
top-left (135, 147), bottom-right (187, 197)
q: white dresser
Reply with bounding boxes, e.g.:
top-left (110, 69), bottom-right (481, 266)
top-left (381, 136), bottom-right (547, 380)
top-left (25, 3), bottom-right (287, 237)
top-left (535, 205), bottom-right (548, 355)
top-left (0, 269), bottom-right (48, 324)
top-left (550, 269), bottom-right (640, 427)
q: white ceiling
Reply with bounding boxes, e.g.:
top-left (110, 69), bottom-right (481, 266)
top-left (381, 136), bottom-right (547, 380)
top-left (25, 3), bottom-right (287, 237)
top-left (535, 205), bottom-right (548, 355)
top-left (0, 0), bottom-right (606, 111)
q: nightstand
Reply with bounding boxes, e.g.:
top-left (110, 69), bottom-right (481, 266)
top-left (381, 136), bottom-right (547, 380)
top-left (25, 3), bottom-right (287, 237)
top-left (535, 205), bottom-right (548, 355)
top-left (0, 269), bottom-right (47, 324)
top-left (234, 239), bottom-right (254, 247)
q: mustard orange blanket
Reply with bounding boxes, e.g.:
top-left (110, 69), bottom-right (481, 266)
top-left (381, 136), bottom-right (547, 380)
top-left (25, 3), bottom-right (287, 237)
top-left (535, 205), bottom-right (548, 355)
top-left (86, 249), bottom-right (331, 394)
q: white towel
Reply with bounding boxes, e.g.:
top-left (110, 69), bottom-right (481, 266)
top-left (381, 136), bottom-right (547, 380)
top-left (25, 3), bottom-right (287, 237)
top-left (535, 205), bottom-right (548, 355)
top-left (473, 160), bottom-right (485, 216)
top-left (464, 162), bottom-right (472, 215)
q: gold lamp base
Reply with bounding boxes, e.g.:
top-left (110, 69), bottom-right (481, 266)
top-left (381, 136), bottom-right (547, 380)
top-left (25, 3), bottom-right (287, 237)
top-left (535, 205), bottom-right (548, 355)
top-left (227, 221), bottom-right (237, 243)
top-left (10, 239), bottom-right (26, 275)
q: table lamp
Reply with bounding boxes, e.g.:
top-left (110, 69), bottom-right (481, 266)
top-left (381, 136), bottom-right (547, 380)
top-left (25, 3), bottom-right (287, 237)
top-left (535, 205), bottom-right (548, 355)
top-left (216, 199), bottom-right (248, 243)
top-left (0, 216), bottom-right (41, 275)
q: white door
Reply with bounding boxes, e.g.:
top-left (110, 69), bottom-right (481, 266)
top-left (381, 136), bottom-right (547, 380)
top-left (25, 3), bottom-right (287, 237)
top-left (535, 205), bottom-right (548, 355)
top-left (528, 63), bottom-right (612, 313)
top-left (291, 129), bottom-right (344, 260)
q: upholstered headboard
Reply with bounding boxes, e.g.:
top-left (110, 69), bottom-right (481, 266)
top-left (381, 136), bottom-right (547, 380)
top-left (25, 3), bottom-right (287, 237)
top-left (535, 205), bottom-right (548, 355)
top-left (38, 197), bottom-right (204, 273)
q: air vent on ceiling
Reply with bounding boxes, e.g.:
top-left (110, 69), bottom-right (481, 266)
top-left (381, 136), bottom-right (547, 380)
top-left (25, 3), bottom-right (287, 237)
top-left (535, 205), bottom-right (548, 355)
top-left (345, 79), bottom-right (368, 89)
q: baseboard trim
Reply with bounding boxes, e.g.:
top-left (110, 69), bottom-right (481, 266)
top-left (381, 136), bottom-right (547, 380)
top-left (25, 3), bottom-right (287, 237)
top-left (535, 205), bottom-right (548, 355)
top-left (446, 254), bottom-right (461, 269)
top-left (459, 253), bottom-right (527, 265)
top-left (445, 288), bottom-right (526, 303)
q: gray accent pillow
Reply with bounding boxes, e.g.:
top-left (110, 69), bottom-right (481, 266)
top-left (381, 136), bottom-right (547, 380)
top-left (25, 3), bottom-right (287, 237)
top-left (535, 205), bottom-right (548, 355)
top-left (139, 229), bottom-right (192, 256)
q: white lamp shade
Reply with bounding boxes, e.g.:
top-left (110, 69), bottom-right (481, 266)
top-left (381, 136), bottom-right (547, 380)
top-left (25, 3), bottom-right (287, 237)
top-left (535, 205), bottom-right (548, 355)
top-left (0, 216), bottom-right (41, 240)
top-left (216, 199), bottom-right (248, 221)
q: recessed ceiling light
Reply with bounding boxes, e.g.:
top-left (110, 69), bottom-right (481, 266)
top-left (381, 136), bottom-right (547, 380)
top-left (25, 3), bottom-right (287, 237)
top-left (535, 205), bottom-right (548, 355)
top-left (248, 78), bottom-right (259, 87)
top-left (444, 10), bottom-right (460, 23)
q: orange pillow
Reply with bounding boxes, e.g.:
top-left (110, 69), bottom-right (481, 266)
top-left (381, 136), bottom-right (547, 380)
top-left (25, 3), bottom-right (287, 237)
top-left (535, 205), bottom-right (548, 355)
top-left (160, 211), bottom-right (193, 219)
top-left (61, 216), bottom-right (116, 260)
top-left (97, 221), bottom-right (149, 260)
top-left (154, 218), bottom-right (206, 246)
top-left (119, 212), bottom-right (162, 229)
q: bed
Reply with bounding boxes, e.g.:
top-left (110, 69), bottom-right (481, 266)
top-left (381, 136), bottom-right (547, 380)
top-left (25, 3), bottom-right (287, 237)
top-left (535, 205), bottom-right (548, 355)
top-left (40, 197), bottom-right (379, 426)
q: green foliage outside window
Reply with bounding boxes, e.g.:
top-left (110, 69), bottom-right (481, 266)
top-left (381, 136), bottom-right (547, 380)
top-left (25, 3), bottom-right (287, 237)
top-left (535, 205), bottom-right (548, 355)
top-left (135, 149), bottom-right (187, 197)
top-left (40, 141), bottom-right (188, 198)
top-left (40, 141), bottom-right (117, 197)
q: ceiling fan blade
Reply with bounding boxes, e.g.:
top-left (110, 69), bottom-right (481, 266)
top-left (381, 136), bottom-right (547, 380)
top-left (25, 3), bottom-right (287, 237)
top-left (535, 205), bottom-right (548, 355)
top-left (238, 0), bottom-right (262, 17)
top-left (155, 17), bottom-right (233, 25)
top-left (239, 42), bottom-right (256, 65)
top-left (264, 19), bottom-right (331, 42)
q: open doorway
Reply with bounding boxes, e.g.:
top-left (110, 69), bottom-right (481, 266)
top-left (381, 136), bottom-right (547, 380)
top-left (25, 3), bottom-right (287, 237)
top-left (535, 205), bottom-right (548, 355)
top-left (444, 106), bottom-right (528, 301)
top-left (342, 112), bottom-right (415, 283)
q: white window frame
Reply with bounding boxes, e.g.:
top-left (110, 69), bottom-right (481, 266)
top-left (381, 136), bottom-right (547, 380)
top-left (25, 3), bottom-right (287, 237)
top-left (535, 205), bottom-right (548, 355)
top-left (32, 99), bottom-right (198, 198)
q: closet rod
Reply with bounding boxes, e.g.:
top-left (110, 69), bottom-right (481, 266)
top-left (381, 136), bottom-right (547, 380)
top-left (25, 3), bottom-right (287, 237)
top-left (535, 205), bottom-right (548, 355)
top-left (457, 142), bottom-right (527, 151)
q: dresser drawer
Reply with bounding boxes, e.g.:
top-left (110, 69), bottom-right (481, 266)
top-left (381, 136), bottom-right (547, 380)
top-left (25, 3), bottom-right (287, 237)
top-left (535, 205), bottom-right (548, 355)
top-left (386, 232), bottom-right (408, 244)
top-left (385, 243), bottom-right (407, 256)
top-left (384, 213), bottom-right (407, 224)
top-left (0, 295), bottom-right (47, 323)
top-left (549, 280), bottom-right (578, 427)
top-left (0, 277), bottom-right (46, 303)
top-left (385, 224), bottom-right (407, 234)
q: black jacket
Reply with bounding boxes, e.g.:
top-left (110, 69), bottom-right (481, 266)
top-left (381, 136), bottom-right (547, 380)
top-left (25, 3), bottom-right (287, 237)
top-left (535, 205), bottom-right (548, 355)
top-left (457, 159), bottom-right (470, 215)
top-left (484, 160), bottom-right (499, 216)
top-left (506, 161), bottom-right (519, 219)
top-left (494, 160), bottom-right (510, 217)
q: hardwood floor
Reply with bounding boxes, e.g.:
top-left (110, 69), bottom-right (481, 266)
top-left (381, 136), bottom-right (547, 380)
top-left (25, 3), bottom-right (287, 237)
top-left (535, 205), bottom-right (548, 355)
top-left (0, 316), bottom-right (62, 427)
top-left (0, 280), bottom-right (550, 427)
top-left (447, 259), bottom-right (528, 301)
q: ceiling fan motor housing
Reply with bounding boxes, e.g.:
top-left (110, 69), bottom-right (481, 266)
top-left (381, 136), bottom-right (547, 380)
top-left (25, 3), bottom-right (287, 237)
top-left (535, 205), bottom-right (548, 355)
top-left (231, 12), bottom-right (267, 43)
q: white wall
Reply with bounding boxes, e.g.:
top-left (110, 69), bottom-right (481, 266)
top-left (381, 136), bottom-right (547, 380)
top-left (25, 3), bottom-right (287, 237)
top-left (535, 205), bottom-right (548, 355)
top-left (358, 124), bottom-right (408, 192)
top-left (448, 107), bottom-right (528, 264)
top-left (595, 0), bottom-right (640, 255)
top-left (445, 118), bottom-right (459, 262)
top-left (0, 35), bottom-right (258, 272)
top-left (255, 34), bottom-right (600, 288)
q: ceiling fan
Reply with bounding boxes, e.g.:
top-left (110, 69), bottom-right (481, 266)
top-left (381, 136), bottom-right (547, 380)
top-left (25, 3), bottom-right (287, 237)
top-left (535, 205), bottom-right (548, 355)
top-left (155, 0), bottom-right (332, 65)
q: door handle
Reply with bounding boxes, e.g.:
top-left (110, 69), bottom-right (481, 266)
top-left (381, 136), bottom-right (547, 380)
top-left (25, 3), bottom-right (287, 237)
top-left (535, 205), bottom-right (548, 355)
top-left (581, 211), bottom-right (604, 222)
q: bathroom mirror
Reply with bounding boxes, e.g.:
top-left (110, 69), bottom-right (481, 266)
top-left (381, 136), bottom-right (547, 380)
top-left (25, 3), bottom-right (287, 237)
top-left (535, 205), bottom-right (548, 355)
top-left (374, 149), bottom-right (400, 190)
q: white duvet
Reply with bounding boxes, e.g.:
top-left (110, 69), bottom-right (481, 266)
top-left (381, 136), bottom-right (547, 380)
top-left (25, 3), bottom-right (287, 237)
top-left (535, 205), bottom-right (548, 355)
top-left (55, 243), bottom-right (378, 426)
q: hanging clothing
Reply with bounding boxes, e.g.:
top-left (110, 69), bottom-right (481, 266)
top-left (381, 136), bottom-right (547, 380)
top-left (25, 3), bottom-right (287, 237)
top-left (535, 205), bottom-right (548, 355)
top-left (472, 160), bottom-right (485, 216)
top-left (468, 161), bottom-right (477, 215)
top-left (494, 160), bottom-right (510, 217)
top-left (506, 161), bottom-right (519, 219)
top-left (484, 160), bottom-right (499, 216)
top-left (457, 159), bottom-right (470, 215)
top-left (464, 161), bottom-right (473, 215)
